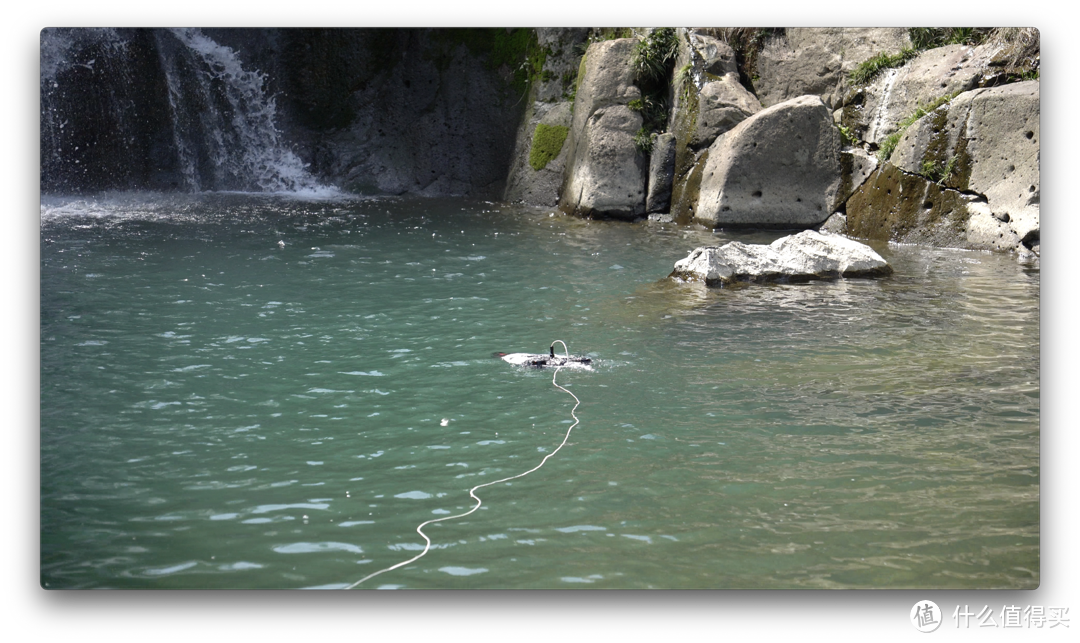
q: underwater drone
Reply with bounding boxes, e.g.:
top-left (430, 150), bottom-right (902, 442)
top-left (496, 342), bottom-right (593, 369)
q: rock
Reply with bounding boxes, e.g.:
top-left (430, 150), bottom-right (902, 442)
top-left (843, 163), bottom-right (1022, 252)
top-left (843, 42), bottom-right (1006, 146)
top-left (953, 81), bottom-right (1040, 245)
top-left (667, 29), bottom-right (757, 223)
top-left (836, 147), bottom-right (879, 207)
top-left (503, 102), bottom-right (573, 206)
top-left (818, 212), bottom-right (847, 235)
top-left (692, 74), bottom-right (761, 149)
top-left (695, 95), bottom-right (842, 228)
top-left (646, 133), bottom-right (677, 213)
top-left (502, 28), bottom-right (590, 206)
top-left (756, 28), bottom-right (911, 109)
top-left (559, 38), bottom-right (647, 219)
top-left (686, 32), bottom-right (739, 77)
top-left (670, 230), bottom-right (891, 286)
top-left (886, 81), bottom-right (1039, 249)
top-left (533, 28), bottom-right (590, 103)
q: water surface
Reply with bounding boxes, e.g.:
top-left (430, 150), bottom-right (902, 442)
top-left (40, 194), bottom-right (1039, 589)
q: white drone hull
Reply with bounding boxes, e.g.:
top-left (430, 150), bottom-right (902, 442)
top-left (499, 353), bottom-right (593, 370)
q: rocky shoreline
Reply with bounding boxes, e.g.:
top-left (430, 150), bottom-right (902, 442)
top-left (510, 28), bottom-right (1039, 260)
top-left (42, 27), bottom-right (1040, 260)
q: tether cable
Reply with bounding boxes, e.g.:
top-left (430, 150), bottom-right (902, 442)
top-left (345, 340), bottom-right (583, 589)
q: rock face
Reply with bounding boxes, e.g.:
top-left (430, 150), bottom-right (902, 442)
top-left (695, 95), bottom-right (842, 228)
top-left (671, 230), bottom-right (892, 286)
top-left (889, 81), bottom-right (1039, 245)
top-left (756, 28), bottom-right (911, 109)
top-left (845, 81), bottom-right (1039, 253)
top-left (646, 132), bottom-right (677, 213)
top-left (668, 30), bottom-right (760, 222)
top-left (322, 30), bottom-right (527, 197)
top-left (502, 28), bottom-right (589, 206)
top-left (559, 38), bottom-right (647, 219)
top-left (503, 102), bottom-right (574, 206)
top-left (842, 42), bottom-right (1006, 146)
top-left (845, 163), bottom-right (1020, 251)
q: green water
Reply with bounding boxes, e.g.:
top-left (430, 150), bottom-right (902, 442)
top-left (40, 194), bottom-right (1040, 589)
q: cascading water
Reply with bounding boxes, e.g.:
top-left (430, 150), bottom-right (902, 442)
top-left (40, 28), bottom-right (332, 195)
top-left (865, 67), bottom-right (901, 145)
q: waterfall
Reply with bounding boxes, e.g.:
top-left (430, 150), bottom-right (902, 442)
top-left (40, 28), bottom-right (333, 195)
top-left (866, 68), bottom-right (901, 145)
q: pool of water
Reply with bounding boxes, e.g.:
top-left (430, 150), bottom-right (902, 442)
top-left (40, 193), bottom-right (1040, 589)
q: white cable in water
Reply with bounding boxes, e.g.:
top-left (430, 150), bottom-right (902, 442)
top-left (345, 340), bottom-right (582, 589)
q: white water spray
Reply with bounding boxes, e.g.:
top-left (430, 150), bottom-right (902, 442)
top-left (161, 28), bottom-right (332, 195)
top-left (41, 28), bottom-right (336, 195)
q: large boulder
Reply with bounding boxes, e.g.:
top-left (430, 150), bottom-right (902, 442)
top-left (670, 230), bottom-right (891, 286)
top-left (691, 74), bottom-right (761, 149)
top-left (842, 80), bottom-right (1039, 254)
top-left (695, 95), bottom-right (842, 228)
top-left (889, 81), bottom-right (1039, 247)
top-left (559, 38), bottom-right (647, 219)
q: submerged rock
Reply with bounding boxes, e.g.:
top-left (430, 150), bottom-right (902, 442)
top-left (670, 230), bottom-right (891, 286)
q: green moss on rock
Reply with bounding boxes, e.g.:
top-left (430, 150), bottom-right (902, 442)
top-left (529, 123), bottom-right (570, 171)
top-left (436, 28), bottom-right (544, 97)
top-left (845, 163), bottom-right (974, 247)
top-left (668, 81), bottom-right (701, 223)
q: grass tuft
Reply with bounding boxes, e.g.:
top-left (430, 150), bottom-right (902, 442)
top-left (877, 92), bottom-right (960, 162)
top-left (849, 48), bottom-right (919, 84)
top-left (627, 28), bottom-right (678, 156)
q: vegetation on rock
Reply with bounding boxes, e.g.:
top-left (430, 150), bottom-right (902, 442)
top-left (920, 156), bottom-right (958, 184)
top-left (877, 91), bottom-right (960, 161)
top-left (629, 28), bottom-right (679, 154)
top-left (849, 28), bottom-right (997, 86)
top-left (908, 27), bottom-right (991, 50)
top-left (849, 48), bottom-right (920, 84)
top-left (528, 123), bottom-right (569, 171)
top-left (675, 63), bottom-right (694, 100)
top-left (437, 28), bottom-right (548, 97)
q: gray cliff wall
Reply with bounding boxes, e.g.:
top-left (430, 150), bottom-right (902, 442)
top-left (272, 29), bottom-right (531, 197)
top-left (43, 27), bottom-right (1040, 256)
